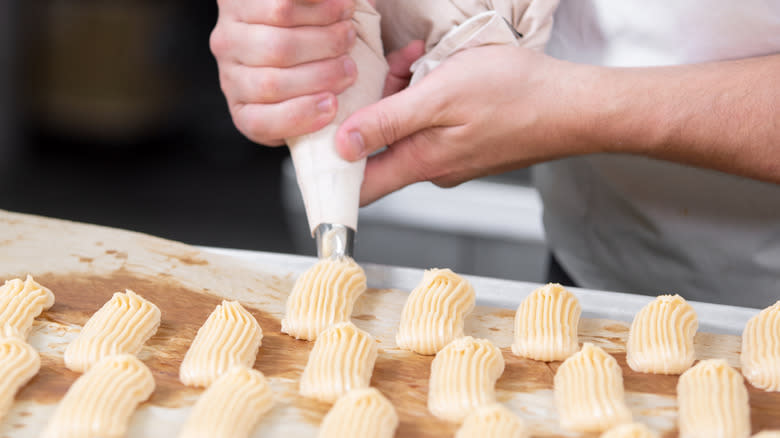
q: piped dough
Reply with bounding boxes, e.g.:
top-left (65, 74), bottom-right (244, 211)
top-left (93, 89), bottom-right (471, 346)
top-left (180, 300), bottom-right (263, 387)
top-left (677, 359), bottom-right (751, 438)
top-left (179, 366), bottom-right (274, 438)
top-left (601, 422), bottom-right (660, 438)
top-left (42, 354), bottom-right (155, 438)
top-left (396, 268), bottom-right (475, 355)
top-left (281, 257), bottom-right (367, 341)
top-left (554, 342), bottom-right (632, 433)
top-left (0, 275), bottom-right (54, 339)
top-left (428, 336), bottom-right (505, 423)
top-left (64, 289), bottom-right (160, 373)
top-left (741, 301), bottom-right (780, 391)
top-left (0, 335), bottom-right (40, 422)
top-left (300, 321), bottom-right (378, 403)
top-left (511, 283), bottom-right (580, 361)
top-left (627, 294), bottom-right (698, 375)
top-left (753, 432), bottom-right (780, 438)
top-left (318, 388), bottom-right (399, 438)
top-left (455, 403), bottom-right (528, 438)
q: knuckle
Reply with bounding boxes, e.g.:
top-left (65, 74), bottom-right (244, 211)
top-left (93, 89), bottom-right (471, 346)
top-left (209, 27), bottom-right (227, 58)
top-left (253, 71), bottom-right (279, 102)
top-left (268, 0), bottom-right (295, 26)
top-left (262, 33), bottom-right (291, 66)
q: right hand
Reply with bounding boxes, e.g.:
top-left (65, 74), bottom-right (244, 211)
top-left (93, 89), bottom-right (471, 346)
top-left (210, 0), bottom-right (359, 146)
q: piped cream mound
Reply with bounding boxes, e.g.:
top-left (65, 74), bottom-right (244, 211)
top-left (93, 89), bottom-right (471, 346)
top-left (282, 257), bottom-right (367, 341)
top-left (428, 336), bottom-right (505, 423)
top-left (455, 403), bottom-right (527, 438)
top-left (677, 359), bottom-right (751, 438)
top-left (42, 354), bottom-right (155, 438)
top-left (511, 283), bottom-right (580, 361)
top-left (627, 294), bottom-right (698, 375)
top-left (180, 300), bottom-right (263, 388)
top-left (64, 289), bottom-right (160, 373)
top-left (0, 275), bottom-right (54, 339)
top-left (554, 342), bottom-right (631, 433)
top-left (601, 422), bottom-right (660, 438)
top-left (0, 335), bottom-right (40, 422)
top-left (179, 366), bottom-right (274, 438)
top-left (318, 388), bottom-right (399, 438)
top-left (741, 301), bottom-right (780, 391)
top-left (396, 268), bottom-right (475, 355)
top-left (300, 321), bottom-right (378, 403)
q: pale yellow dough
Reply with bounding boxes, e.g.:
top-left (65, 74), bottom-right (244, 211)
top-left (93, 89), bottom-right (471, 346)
top-left (428, 336), bottom-right (505, 423)
top-left (180, 300), bottom-right (263, 388)
top-left (300, 321), bottom-right (378, 403)
top-left (627, 294), bottom-right (698, 375)
top-left (281, 257), bottom-right (366, 341)
top-left (42, 354), bottom-right (155, 438)
top-left (0, 335), bottom-right (40, 422)
top-left (677, 359), bottom-right (751, 438)
top-left (396, 268), bottom-right (475, 355)
top-left (554, 343), bottom-right (632, 433)
top-left (601, 422), bottom-right (660, 438)
top-left (511, 283), bottom-right (580, 361)
top-left (0, 275), bottom-right (54, 339)
top-left (65, 289), bottom-right (160, 373)
top-left (741, 301), bottom-right (780, 391)
top-left (753, 432), bottom-right (780, 438)
top-left (178, 366), bottom-right (273, 438)
top-left (318, 388), bottom-right (398, 438)
top-left (455, 403), bottom-right (528, 438)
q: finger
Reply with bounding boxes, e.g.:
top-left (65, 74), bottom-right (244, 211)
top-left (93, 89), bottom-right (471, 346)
top-left (233, 0), bottom-right (356, 27)
top-left (383, 40), bottom-right (425, 97)
top-left (359, 139), bottom-right (429, 206)
top-left (214, 19), bottom-right (356, 67)
top-left (231, 92), bottom-right (338, 144)
top-left (221, 55), bottom-right (357, 104)
top-left (335, 80), bottom-right (441, 162)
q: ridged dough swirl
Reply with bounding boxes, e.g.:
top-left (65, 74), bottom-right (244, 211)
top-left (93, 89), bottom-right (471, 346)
top-left (677, 359), bottom-right (751, 438)
top-left (554, 343), bottom-right (632, 433)
top-left (627, 294), bottom-right (698, 375)
top-left (0, 335), bottom-right (41, 421)
top-left (0, 275), bottom-right (54, 339)
top-left (428, 336), bottom-right (505, 423)
top-left (741, 301), bottom-right (780, 391)
top-left (179, 366), bottom-right (274, 438)
top-left (600, 422), bottom-right (660, 438)
top-left (511, 283), bottom-right (580, 361)
top-left (65, 289), bottom-right (161, 372)
top-left (180, 300), bottom-right (263, 387)
top-left (455, 403), bottom-right (528, 438)
top-left (282, 257), bottom-right (367, 341)
top-left (42, 354), bottom-right (155, 438)
top-left (396, 268), bottom-right (475, 355)
top-left (318, 388), bottom-right (399, 438)
top-left (300, 321), bottom-right (378, 402)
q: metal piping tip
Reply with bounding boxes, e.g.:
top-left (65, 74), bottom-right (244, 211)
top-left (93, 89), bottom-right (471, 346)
top-left (315, 223), bottom-right (355, 259)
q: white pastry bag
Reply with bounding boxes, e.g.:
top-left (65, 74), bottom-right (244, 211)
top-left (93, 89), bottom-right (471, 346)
top-left (285, 0), bottom-right (388, 259)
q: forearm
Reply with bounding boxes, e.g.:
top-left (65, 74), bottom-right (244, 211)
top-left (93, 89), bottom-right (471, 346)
top-left (582, 54), bottom-right (780, 183)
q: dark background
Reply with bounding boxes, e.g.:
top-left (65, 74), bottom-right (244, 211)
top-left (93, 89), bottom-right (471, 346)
top-left (1, 1), bottom-right (296, 253)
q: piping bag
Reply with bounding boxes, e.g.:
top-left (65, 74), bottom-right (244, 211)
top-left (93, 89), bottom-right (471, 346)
top-left (285, 0), bottom-right (388, 260)
top-left (286, 0), bottom-right (558, 259)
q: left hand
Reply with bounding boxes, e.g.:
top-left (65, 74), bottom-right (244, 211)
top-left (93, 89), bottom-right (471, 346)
top-left (335, 45), bottom-right (600, 205)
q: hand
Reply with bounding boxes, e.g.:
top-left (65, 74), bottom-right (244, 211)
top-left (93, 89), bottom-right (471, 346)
top-left (210, 0), bottom-right (359, 146)
top-left (335, 45), bottom-right (599, 205)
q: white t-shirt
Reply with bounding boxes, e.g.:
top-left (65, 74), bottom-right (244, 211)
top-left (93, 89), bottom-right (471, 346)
top-left (534, 0), bottom-right (780, 307)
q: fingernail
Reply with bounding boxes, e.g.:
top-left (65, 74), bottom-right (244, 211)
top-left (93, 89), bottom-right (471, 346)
top-left (341, 5), bottom-right (355, 21)
top-left (347, 28), bottom-right (357, 48)
top-left (317, 95), bottom-right (334, 113)
top-left (348, 130), bottom-right (366, 159)
top-left (343, 57), bottom-right (356, 77)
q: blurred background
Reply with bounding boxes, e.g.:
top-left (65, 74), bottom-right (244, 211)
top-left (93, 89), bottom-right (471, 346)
top-left (1, 0), bottom-right (548, 282)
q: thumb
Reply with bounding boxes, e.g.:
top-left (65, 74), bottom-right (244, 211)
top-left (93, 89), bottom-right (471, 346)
top-left (336, 79), bottom-right (436, 162)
